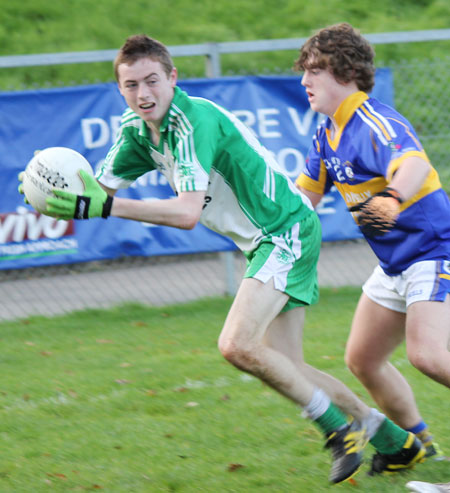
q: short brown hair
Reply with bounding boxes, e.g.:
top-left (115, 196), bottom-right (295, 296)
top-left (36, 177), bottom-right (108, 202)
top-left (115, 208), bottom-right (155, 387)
top-left (114, 34), bottom-right (174, 81)
top-left (294, 23), bottom-right (375, 93)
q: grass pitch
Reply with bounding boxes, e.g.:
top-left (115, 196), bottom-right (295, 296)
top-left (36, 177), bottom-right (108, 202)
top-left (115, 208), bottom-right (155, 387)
top-left (0, 287), bottom-right (447, 492)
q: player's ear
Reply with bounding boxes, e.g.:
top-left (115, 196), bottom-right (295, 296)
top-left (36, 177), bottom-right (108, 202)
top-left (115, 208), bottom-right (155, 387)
top-left (169, 67), bottom-right (178, 88)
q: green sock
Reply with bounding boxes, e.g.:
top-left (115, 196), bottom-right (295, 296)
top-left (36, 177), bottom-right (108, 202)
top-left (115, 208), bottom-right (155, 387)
top-left (369, 417), bottom-right (409, 454)
top-left (313, 402), bottom-right (348, 435)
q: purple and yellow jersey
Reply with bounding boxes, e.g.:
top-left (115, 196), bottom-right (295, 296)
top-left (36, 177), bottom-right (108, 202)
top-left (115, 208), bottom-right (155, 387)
top-left (296, 91), bottom-right (450, 275)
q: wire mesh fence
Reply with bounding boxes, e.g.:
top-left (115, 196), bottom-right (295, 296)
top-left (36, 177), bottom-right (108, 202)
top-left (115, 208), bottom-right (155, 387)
top-left (0, 241), bottom-right (378, 321)
top-left (386, 56), bottom-right (450, 191)
top-left (0, 42), bottom-right (448, 321)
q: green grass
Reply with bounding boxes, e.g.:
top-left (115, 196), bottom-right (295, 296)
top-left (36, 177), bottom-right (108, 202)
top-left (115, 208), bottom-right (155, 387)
top-left (0, 0), bottom-right (449, 86)
top-left (0, 287), bottom-right (447, 492)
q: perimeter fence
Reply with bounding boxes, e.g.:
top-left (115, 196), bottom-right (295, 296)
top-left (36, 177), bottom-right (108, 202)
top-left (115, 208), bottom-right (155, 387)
top-left (0, 31), bottom-right (449, 321)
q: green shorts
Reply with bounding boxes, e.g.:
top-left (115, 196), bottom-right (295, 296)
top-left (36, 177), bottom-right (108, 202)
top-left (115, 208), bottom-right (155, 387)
top-left (243, 212), bottom-right (321, 312)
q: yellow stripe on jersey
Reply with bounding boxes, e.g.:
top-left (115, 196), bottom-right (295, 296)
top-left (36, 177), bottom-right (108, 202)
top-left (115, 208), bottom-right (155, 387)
top-left (387, 150), bottom-right (429, 180)
top-left (388, 151), bottom-right (442, 209)
top-left (296, 137), bottom-right (328, 193)
top-left (334, 176), bottom-right (387, 207)
top-left (360, 105), bottom-right (392, 142)
top-left (440, 274), bottom-right (450, 281)
top-left (298, 152), bottom-right (442, 212)
top-left (296, 170), bottom-right (326, 194)
top-left (327, 92), bottom-right (368, 150)
top-left (334, 168), bottom-right (441, 212)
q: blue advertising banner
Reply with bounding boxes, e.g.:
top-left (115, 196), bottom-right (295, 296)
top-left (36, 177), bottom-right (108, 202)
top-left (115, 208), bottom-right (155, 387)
top-left (0, 70), bottom-right (393, 270)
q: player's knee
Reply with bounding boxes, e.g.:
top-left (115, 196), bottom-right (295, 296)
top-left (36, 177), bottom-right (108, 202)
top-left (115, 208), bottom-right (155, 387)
top-left (345, 349), bottom-right (383, 384)
top-left (407, 349), bottom-right (442, 380)
top-left (218, 337), bottom-right (256, 371)
top-left (218, 336), bottom-right (241, 364)
top-left (218, 337), bottom-right (236, 361)
top-left (345, 348), bottom-right (366, 377)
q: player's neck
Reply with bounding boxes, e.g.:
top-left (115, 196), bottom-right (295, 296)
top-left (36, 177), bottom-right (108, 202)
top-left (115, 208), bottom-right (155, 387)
top-left (329, 85), bottom-right (360, 137)
top-left (329, 119), bottom-right (338, 140)
top-left (148, 123), bottom-right (161, 146)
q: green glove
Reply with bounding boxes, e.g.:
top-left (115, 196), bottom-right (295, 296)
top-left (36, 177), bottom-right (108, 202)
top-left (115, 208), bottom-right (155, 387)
top-left (17, 171), bottom-right (29, 204)
top-left (18, 151), bottom-right (40, 204)
top-left (46, 169), bottom-right (113, 220)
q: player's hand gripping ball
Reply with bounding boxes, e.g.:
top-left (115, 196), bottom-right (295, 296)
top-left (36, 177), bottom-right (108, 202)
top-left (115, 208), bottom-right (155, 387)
top-left (19, 147), bottom-right (112, 220)
top-left (19, 147), bottom-right (95, 216)
top-left (46, 170), bottom-right (113, 220)
top-left (348, 187), bottom-right (403, 237)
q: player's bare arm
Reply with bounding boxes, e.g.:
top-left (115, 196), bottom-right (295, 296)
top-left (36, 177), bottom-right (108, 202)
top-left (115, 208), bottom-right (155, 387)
top-left (111, 190), bottom-right (206, 230)
top-left (388, 156), bottom-right (431, 201)
top-left (298, 186), bottom-right (323, 208)
top-left (44, 169), bottom-right (206, 227)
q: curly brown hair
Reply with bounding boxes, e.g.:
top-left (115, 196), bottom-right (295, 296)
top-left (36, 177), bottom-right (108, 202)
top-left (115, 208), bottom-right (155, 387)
top-left (294, 23), bottom-right (375, 93)
top-left (114, 34), bottom-right (174, 81)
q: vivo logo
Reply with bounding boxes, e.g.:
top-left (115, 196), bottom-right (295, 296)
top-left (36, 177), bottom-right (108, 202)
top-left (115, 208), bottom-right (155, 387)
top-left (0, 207), bottom-right (74, 244)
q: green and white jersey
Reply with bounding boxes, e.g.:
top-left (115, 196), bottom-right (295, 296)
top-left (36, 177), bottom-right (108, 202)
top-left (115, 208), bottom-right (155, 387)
top-left (97, 86), bottom-right (315, 252)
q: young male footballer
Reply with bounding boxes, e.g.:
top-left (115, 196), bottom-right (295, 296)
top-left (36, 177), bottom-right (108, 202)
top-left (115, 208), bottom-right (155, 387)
top-left (295, 22), bottom-right (450, 474)
top-left (22, 34), bottom-right (426, 483)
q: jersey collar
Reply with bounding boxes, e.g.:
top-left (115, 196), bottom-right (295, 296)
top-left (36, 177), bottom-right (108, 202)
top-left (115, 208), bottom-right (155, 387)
top-left (333, 91), bottom-right (368, 129)
top-left (159, 86), bottom-right (183, 133)
top-left (326, 91), bottom-right (368, 149)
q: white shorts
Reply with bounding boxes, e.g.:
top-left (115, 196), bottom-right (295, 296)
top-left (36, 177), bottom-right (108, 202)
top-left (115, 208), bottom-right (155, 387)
top-left (363, 260), bottom-right (450, 313)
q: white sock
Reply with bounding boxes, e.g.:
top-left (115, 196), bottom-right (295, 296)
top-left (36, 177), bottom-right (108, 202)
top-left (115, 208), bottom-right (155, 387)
top-left (303, 388), bottom-right (331, 420)
top-left (363, 408), bottom-right (386, 439)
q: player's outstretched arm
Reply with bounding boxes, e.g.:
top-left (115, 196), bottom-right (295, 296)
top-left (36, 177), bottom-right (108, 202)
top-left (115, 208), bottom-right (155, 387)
top-left (37, 164), bottom-right (205, 230)
top-left (111, 190), bottom-right (206, 230)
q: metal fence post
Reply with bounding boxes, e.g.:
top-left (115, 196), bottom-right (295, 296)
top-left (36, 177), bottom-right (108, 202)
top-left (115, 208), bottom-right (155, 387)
top-left (221, 251), bottom-right (237, 296)
top-left (205, 42), bottom-right (221, 78)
